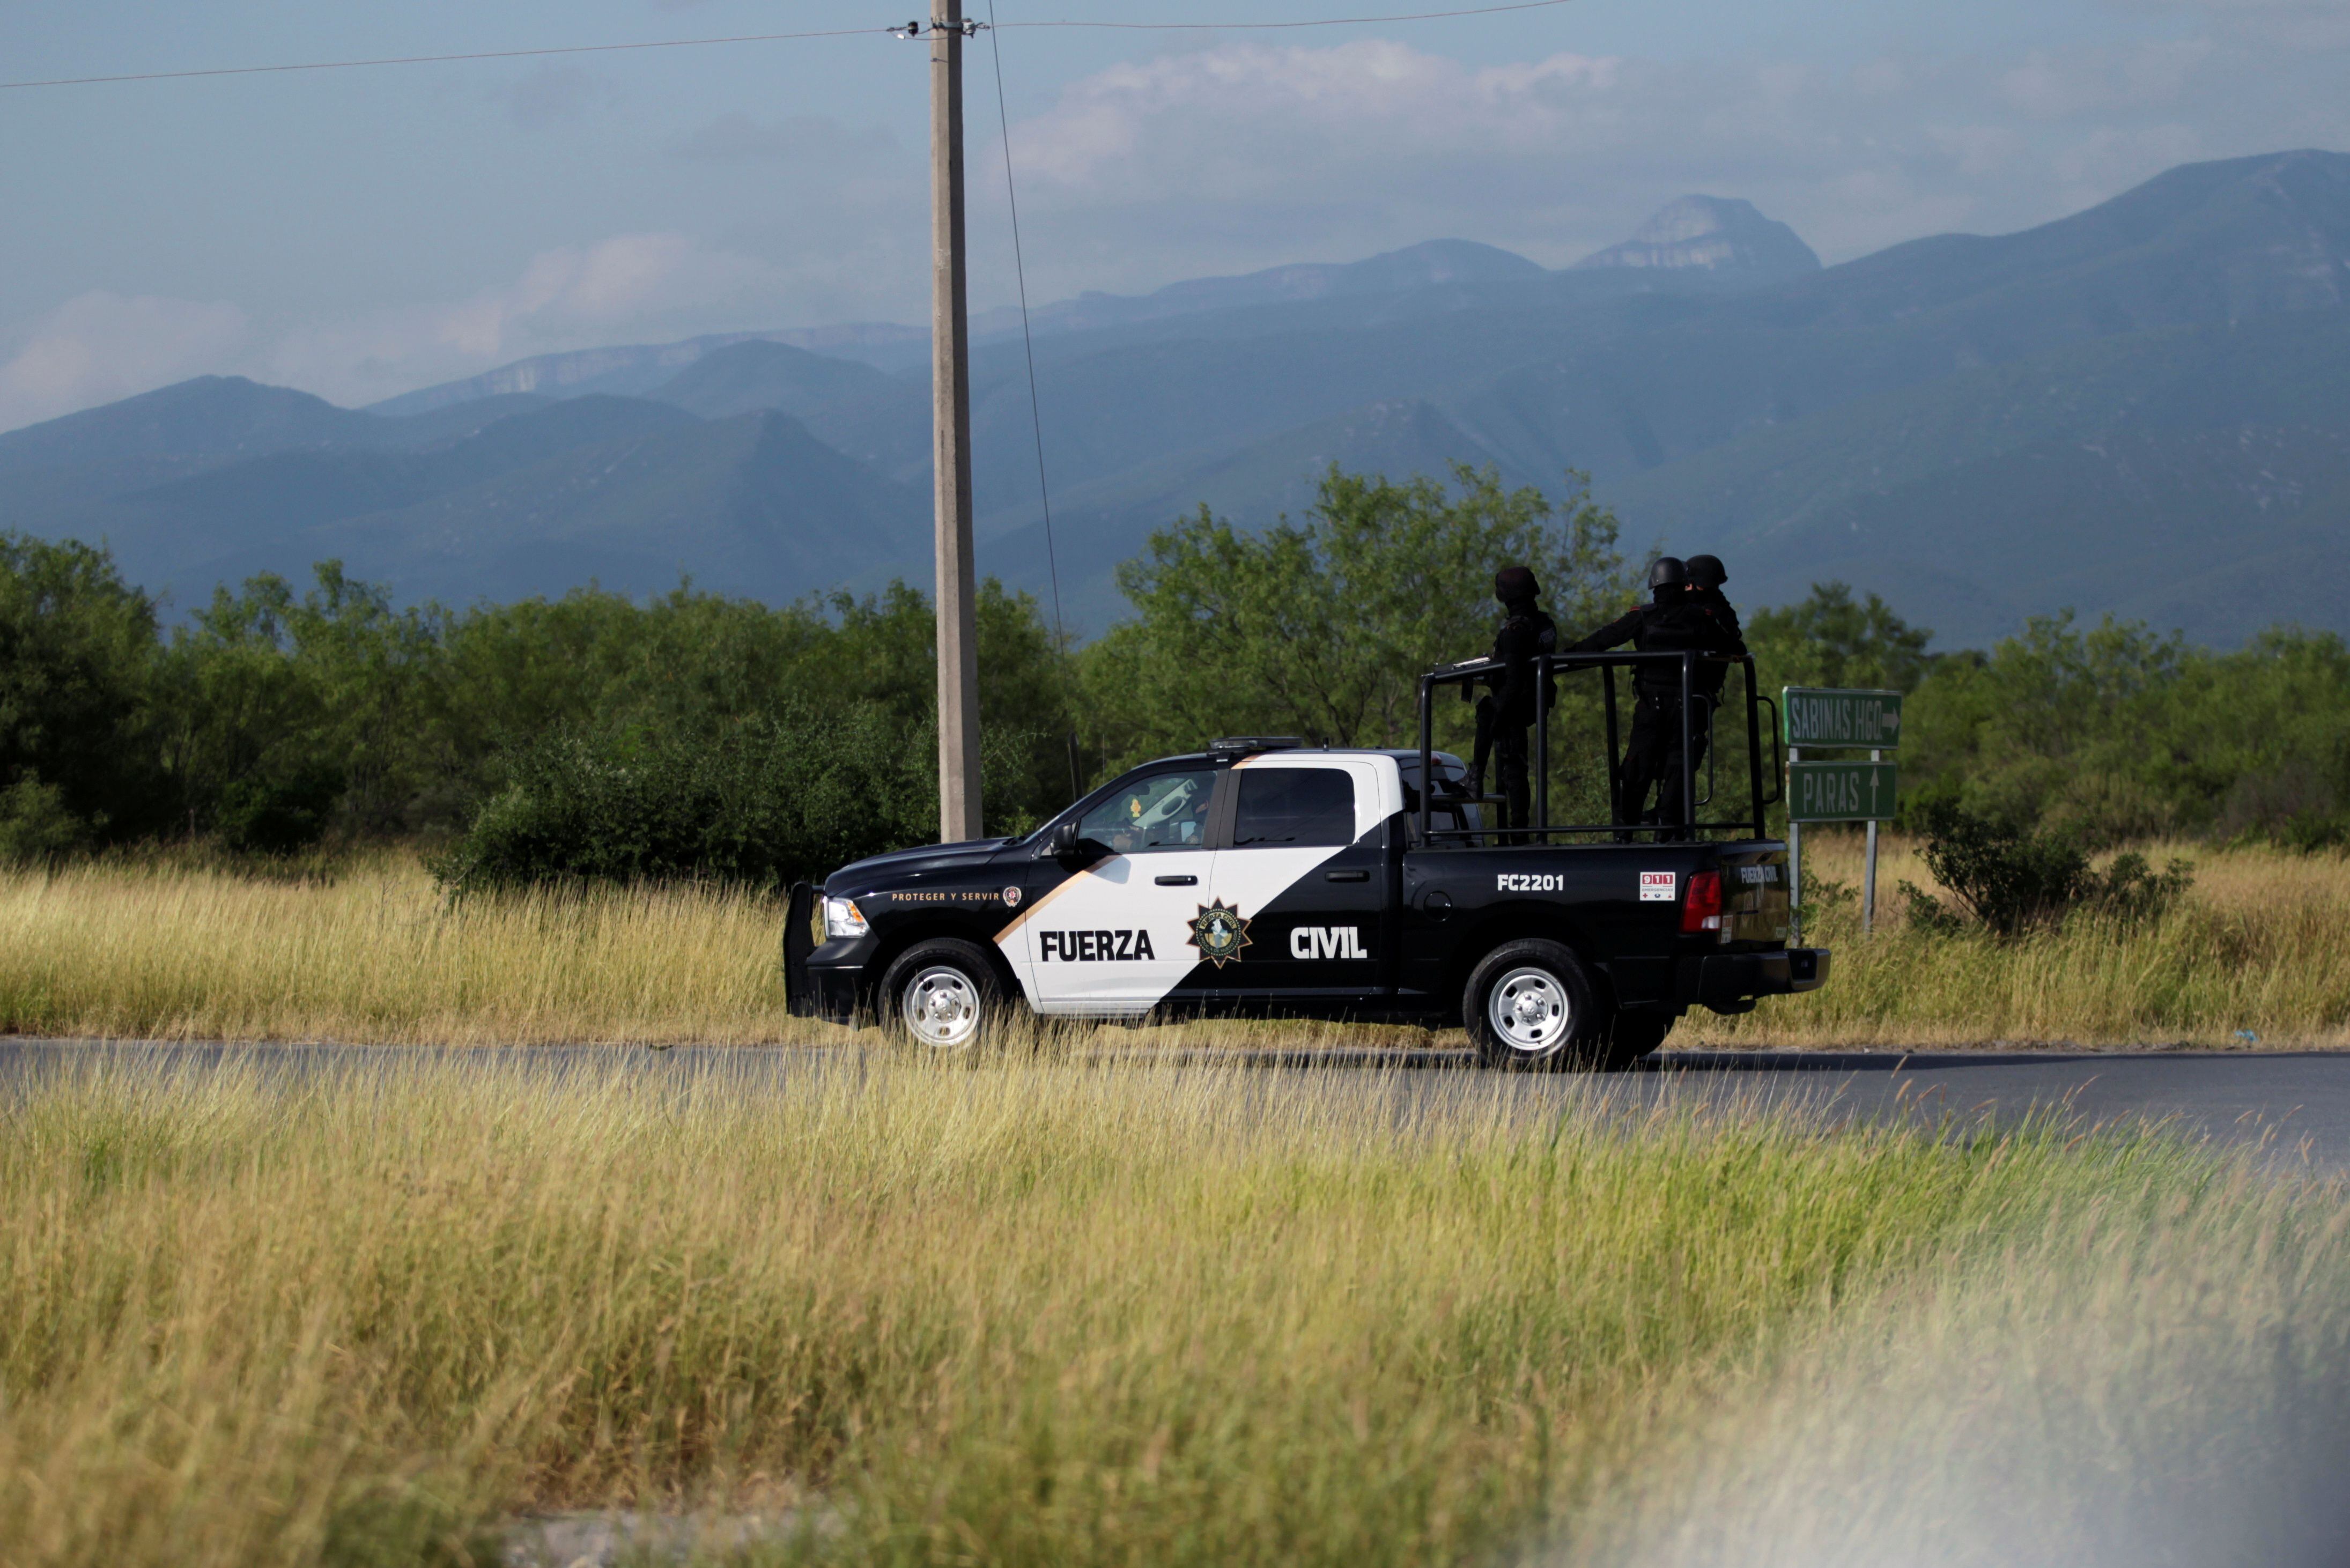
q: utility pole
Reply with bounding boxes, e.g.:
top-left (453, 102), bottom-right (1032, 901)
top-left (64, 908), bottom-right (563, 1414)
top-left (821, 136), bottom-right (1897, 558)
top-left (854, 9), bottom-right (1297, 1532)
top-left (930, 1), bottom-right (984, 842)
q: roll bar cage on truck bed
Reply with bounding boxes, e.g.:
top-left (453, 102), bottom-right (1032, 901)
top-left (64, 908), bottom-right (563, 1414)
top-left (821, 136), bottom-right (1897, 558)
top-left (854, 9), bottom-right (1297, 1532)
top-left (1416, 647), bottom-right (1783, 843)
top-left (785, 644), bottom-right (1826, 1070)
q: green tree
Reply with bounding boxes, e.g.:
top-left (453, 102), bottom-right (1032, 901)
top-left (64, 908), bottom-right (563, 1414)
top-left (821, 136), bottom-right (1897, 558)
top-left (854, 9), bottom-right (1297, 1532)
top-left (0, 532), bottom-right (167, 855)
top-left (1902, 613), bottom-right (2350, 844)
top-left (1746, 582), bottom-right (1938, 694)
top-left (162, 564), bottom-right (447, 850)
top-left (1081, 464), bottom-right (1634, 773)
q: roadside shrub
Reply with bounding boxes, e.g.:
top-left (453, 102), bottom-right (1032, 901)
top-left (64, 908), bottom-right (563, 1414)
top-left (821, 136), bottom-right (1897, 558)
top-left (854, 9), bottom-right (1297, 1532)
top-left (2090, 849), bottom-right (2196, 924)
top-left (212, 761), bottom-right (346, 856)
top-left (1914, 801), bottom-right (2193, 937)
top-left (1795, 874), bottom-right (1854, 933)
top-left (1916, 801), bottom-right (2090, 936)
top-left (1896, 879), bottom-right (1968, 937)
top-left (0, 775), bottom-right (84, 866)
top-left (430, 703), bottom-right (1044, 896)
top-left (2215, 763), bottom-right (2350, 852)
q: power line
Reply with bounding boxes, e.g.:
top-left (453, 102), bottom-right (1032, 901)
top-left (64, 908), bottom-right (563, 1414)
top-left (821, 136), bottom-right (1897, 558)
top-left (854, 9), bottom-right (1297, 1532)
top-left (0, 26), bottom-right (890, 92)
top-left (983, 2), bottom-right (1067, 657)
top-left (0, 2), bottom-right (1577, 92)
top-left (996, 1), bottom-right (1575, 31)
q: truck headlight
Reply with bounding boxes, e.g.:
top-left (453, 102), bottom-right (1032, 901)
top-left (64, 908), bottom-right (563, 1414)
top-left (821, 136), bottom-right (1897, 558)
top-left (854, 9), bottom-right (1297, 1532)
top-left (823, 896), bottom-right (869, 940)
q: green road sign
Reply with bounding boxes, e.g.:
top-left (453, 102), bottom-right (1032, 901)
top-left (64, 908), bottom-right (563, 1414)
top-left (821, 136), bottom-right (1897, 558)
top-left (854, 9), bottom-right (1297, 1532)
top-left (1783, 687), bottom-right (1903, 749)
top-left (1788, 760), bottom-right (1898, 823)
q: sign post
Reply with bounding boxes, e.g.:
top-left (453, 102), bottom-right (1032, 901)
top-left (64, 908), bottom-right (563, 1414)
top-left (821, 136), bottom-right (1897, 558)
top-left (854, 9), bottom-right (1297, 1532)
top-left (1866, 748), bottom-right (1881, 931)
top-left (1782, 689), bottom-right (1903, 938)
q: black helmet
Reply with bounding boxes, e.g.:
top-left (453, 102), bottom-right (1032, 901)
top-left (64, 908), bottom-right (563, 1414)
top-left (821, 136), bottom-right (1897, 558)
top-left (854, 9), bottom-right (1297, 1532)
top-left (1647, 557), bottom-right (1687, 590)
top-left (1687, 553), bottom-right (1727, 589)
top-left (1494, 565), bottom-right (1540, 604)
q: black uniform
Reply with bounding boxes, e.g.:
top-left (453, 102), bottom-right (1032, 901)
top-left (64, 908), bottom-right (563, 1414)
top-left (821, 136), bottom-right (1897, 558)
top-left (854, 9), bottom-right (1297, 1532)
top-left (1472, 603), bottom-right (1557, 834)
top-left (1689, 586), bottom-right (1747, 701)
top-left (1568, 592), bottom-right (1721, 835)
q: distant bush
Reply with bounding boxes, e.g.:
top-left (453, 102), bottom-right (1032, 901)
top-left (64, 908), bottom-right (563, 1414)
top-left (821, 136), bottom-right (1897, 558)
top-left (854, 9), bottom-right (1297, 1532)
top-left (1795, 873), bottom-right (1855, 932)
top-left (2214, 762), bottom-right (2350, 852)
top-left (1896, 879), bottom-right (1969, 937)
top-left (211, 763), bottom-right (348, 856)
top-left (1913, 801), bottom-right (2193, 937)
top-left (2089, 848), bottom-right (2198, 924)
top-left (429, 704), bottom-right (1044, 896)
top-left (0, 777), bottom-right (83, 866)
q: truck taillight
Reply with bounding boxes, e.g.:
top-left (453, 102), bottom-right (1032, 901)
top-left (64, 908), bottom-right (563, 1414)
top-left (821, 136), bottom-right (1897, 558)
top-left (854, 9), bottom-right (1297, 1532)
top-left (1680, 870), bottom-right (1723, 934)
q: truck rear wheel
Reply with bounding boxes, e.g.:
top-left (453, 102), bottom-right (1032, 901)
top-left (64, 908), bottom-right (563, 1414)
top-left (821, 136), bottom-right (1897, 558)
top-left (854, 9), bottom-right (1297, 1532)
top-left (879, 939), bottom-right (1008, 1051)
top-left (1464, 940), bottom-right (1605, 1071)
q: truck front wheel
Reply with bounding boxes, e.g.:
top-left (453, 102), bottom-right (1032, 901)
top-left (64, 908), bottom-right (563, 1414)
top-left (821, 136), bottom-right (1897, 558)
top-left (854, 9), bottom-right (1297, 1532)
top-left (1464, 940), bottom-right (1607, 1071)
top-left (879, 939), bottom-right (1008, 1051)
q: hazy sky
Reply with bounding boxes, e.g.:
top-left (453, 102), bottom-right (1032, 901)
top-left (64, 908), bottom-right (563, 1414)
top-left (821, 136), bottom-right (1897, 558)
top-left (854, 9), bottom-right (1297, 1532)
top-left (4, 0), bottom-right (2346, 430)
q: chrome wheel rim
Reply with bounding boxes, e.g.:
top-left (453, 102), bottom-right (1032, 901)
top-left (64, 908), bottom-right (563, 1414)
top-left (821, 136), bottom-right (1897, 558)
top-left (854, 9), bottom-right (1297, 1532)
top-left (903, 965), bottom-right (982, 1048)
top-left (1488, 966), bottom-right (1569, 1053)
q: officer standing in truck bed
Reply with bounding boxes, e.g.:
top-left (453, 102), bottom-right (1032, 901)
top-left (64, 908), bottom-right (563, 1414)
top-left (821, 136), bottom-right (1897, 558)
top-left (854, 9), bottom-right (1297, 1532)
top-left (1468, 565), bottom-right (1557, 837)
top-left (1568, 557), bottom-right (1724, 835)
top-left (1682, 553), bottom-right (1748, 720)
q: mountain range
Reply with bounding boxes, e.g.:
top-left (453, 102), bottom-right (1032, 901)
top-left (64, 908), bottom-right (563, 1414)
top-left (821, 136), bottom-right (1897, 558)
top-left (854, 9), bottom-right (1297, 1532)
top-left (3, 150), bottom-right (2346, 648)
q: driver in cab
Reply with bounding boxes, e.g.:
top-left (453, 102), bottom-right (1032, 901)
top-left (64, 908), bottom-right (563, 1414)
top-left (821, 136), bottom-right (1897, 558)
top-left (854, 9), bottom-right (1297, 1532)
top-left (1095, 774), bottom-right (1211, 855)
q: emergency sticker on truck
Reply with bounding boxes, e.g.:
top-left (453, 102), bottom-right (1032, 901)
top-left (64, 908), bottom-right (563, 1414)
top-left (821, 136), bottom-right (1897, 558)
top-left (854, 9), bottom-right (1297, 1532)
top-left (1639, 871), bottom-right (1677, 901)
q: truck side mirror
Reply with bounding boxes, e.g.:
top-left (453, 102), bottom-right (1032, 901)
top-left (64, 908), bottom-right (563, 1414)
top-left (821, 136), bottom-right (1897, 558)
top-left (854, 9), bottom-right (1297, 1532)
top-left (1047, 819), bottom-right (1085, 863)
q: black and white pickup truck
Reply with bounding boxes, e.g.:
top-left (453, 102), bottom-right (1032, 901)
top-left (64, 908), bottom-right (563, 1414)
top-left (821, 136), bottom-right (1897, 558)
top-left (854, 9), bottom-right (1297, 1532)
top-left (785, 648), bottom-right (1829, 1069)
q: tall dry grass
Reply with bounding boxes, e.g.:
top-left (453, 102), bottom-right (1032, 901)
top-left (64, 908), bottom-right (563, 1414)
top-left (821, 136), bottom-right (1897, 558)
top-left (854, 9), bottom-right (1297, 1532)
top-left (2, 1054), bottom-right (2345, 1567)
top-left (2, 840), bottom-right (2346, 1047)
top-left (0, 853), bottom-right (811, 1045)
top-left (1684, 834), bottom-right (2350, 1047)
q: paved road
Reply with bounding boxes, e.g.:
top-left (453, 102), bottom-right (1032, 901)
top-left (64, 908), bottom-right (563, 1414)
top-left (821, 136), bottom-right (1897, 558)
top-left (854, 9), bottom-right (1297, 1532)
top-left (1245, 1046), bottom-right (2350, 1172)
top-left (5, 1039), bottom-right (2348, 1173)
top-left (1656, 1047), bottom-right (2350, 1170)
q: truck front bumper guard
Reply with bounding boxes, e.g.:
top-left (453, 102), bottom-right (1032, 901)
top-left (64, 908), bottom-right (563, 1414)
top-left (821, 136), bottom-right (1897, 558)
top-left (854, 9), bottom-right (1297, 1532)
top-left (1678, 948), bottom-right (1830, 1015)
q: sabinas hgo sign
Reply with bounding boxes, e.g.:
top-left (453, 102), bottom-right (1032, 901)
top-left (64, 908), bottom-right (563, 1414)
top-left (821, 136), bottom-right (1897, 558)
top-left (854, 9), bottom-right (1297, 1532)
top-left (1782, 687), bottom-right (1902, 749)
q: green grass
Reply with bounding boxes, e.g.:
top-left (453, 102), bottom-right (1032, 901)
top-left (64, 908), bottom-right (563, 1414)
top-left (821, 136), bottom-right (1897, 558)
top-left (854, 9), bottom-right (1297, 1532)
top-left (4, 1052), bottom-right (2347, 1567)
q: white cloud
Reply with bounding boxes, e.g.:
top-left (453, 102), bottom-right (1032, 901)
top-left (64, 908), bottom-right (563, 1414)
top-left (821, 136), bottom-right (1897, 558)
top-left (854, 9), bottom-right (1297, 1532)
top-left (664, 112), bottom-right (900, 164)
top-left (1851, 58), bottom-right (1910, 98)
top-left (255, 232), bottom-right (792, 405)
top-left (989, 41), bottom-right (2029, 269)
top-left (980, 29), bottom-right (2349, 285)
top-left (2051, 122), bottom-right (2209, 193)
top-left (1927, 124), bottom-right (2034, 178)
top-left (2103, 0), bottom-right (2350, 49)
top-left (0, 293), bottom-right (249, 433)
top-left (491, 63), bottom-right (625, 129)
top-left (0, 234), bottom-right (801, 430)
top-left (1007, 41), bottom-right (1631, 196)
top-left (2000, 39), bottom-right (2215, 119)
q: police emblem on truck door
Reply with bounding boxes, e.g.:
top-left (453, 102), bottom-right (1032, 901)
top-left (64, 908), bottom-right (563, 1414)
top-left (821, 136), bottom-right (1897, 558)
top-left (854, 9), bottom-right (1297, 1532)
top-left (1186, 900), bottom-right (1252, 967)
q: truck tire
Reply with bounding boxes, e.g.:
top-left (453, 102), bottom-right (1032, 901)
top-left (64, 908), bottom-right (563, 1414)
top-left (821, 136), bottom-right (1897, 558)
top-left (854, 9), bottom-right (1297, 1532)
top-left (1464, 940), bottom-right (1604, 1071)
top-left (878, 939), bottom-right (1008, 1051)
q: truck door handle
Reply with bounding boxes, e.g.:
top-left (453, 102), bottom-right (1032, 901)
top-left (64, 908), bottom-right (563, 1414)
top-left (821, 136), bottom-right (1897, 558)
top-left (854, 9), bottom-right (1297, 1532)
top-left (1324, 869), bottom-right (1370, 882)
top-left (1155, 874), bottom-right (1198, 886)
